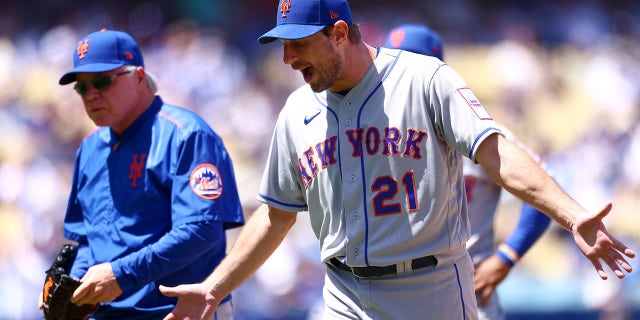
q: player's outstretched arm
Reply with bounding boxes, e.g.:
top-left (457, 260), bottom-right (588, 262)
top-left (475, 133), bottom-right (635, 279)
top-left (160, 204), bottom-right (297, 320)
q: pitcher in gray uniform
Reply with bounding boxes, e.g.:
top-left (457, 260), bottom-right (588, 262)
top-left (159, 1), bottom-right (636, 320)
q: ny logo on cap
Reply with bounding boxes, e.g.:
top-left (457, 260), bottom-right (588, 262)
top-left (77, 39), bottom-right (89, 59)
top-left (280, 0), bottom-right (291, 18)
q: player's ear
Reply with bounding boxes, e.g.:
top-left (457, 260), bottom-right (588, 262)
top-left (332, 20), bottom-right (349, 44)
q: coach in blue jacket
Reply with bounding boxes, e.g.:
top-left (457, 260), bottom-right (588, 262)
top-left (48, 29), bottom-right (244, 319)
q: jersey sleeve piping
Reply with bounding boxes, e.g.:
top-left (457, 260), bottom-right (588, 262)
top-left (257, 193), bottom-right (307, 210)
top-left (469, 127), bottom-right (503, 160)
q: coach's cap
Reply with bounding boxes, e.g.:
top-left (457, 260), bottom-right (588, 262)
top-left (258, 0), bottom-right (352, 44)
top-left (59, 29), bottom-right (144, 85)
top-left (384, 24), bottom-right (444, 61)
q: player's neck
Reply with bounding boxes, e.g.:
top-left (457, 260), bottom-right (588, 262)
top-left (330, 42), bottom-right (376, 92)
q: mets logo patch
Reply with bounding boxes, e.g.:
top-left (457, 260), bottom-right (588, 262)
top-left (189, 163), bottom-right (223, 200)
top-left (457, 88), bottom-right (492, 120)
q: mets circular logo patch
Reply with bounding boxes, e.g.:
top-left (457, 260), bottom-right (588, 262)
top-left (189, 163), bottom-right (223, 200)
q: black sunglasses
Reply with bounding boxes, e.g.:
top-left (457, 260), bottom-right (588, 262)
top-left (74, 70), bottom-right (133, 95)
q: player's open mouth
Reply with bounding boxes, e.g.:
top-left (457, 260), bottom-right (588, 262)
top-left (301, 66), bottom-right (314, 82)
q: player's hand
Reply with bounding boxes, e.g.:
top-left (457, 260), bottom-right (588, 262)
top-left (71, 262), bottom-right (123, 305)
top-left (474, 255), bottom-right (511, 305)
top-left (572, 202), bottom-right (635, 280)
top-left (160, 283), bottom-right (219, 320)
top-left (38, 291), bottom-right (44, 310)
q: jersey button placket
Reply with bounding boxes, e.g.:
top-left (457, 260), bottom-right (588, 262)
top-left (338, 97), bottom-right (365, 266)
top-left (345, 173), bottom-right (363, 264)
top-left (343, 101), bottom-right (352, 126)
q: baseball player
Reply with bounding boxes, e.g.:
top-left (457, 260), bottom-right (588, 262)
top-left (44, 29), bottom-right (244, 319)
top-left (159, 1), bottom-right (635, 319)
top-left (384, 23), bottom-right (552, 320)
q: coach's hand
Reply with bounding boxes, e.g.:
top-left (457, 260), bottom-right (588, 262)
top-left (572, 202), bottom-right (635, 280)
top-left (160, 283), bottom-right (219, 320)
top-left (71, 262), bottom-right (122, 305)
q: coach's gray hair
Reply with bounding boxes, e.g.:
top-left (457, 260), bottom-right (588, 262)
top-left (124, 65), bottom-right (158, 94)
top-left (144, 71), bottom-right (158, 94)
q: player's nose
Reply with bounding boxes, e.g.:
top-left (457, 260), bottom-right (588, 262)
top-left (282, 42), bottom-right (297, 65)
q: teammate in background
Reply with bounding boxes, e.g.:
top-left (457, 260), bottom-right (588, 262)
top-left (384, 23), bottom-right (552, 320)
top-left (39, 29), bottom-right (244, 319)
top-left (160, 0), bottom-right (635, 319)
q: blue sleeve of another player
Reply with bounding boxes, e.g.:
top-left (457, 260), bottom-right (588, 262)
top-left (503, 203), bottom-right (551, 257)
top-left (110, 221), bottom-right (224, 292)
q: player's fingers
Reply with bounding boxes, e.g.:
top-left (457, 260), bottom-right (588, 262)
top-left (162, 312), bottom-right (178, 320)
top-left (480, 288), bottom-right (492, 306)
top-left (609, 236), bottom-right (637, 259)
top-left (603, 252), bottom-right (632, 279)
top-left (593, 202), bottom-right (613, 221)
top-left (159, 285), bottom-right (179, 297)
top-left (473, 284), bottom-right (482, 295)
top-left (473, 277), bottom-right (483, 294)
top-left (612, 253), bottom-right (633, 274)
top-left (623, 247), bottom-right (636, 258)
top-left (590, 258), bottom-right (608, 280)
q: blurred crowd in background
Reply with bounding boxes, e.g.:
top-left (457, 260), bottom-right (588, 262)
top-left (1, 0), bottom-right (639, 319)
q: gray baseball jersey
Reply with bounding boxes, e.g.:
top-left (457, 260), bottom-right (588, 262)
top-left (258, 48), bottom-right (501, 267)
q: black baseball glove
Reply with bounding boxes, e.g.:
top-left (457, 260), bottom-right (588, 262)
top-left (42, 244), bottom-right (98, 320)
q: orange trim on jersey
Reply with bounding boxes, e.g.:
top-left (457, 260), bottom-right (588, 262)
top-left (158, 111), bottom-right (184, 128)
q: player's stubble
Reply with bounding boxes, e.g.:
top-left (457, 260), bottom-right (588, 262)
top-left (305, 40), bottom-right (343, 93)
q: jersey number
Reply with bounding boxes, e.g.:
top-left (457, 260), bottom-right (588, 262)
top-left (371, 171), bottom-right (418, 216)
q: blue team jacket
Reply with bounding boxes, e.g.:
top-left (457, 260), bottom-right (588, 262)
top-left (63, 96), bottom-right (244, 319)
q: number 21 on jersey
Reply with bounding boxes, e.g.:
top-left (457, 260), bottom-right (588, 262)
top-left (372, 171), bottom-right (418, 216)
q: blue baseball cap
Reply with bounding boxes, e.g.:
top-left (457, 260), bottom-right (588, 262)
top-left (384, 24), bottom-right (444, 60)
top-left (258, 0), bottom-right (353, 44)
top-left (59, 29), bottom-right (144, 85)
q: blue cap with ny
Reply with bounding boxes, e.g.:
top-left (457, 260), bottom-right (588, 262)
top-left (59, 29), bottom-right (144, 85)
top-left (258, 0), bottom-right (352, 44)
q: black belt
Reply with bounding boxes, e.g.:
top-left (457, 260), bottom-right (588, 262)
top-left (328, 255), bottom-right (438, 278)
